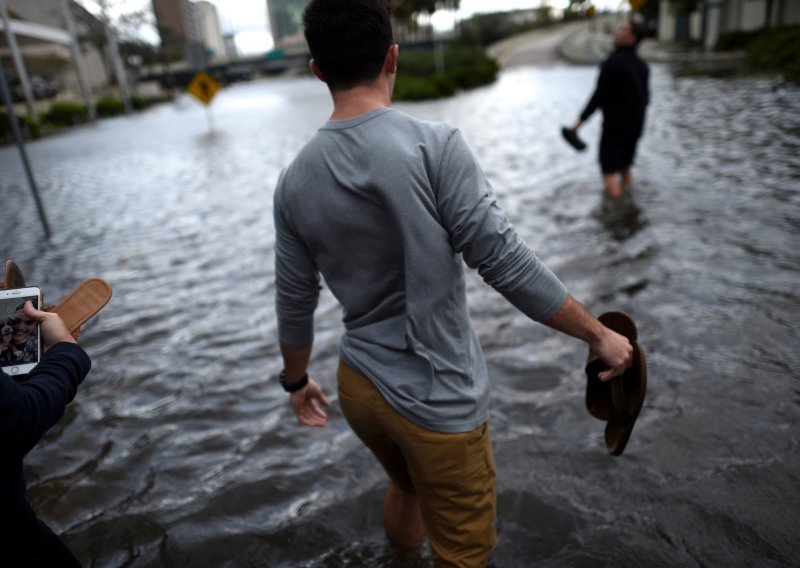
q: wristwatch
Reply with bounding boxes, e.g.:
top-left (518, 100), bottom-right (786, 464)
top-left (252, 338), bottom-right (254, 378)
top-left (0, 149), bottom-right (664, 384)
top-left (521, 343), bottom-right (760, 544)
top-left (279, 370), bottom-right (309, 393)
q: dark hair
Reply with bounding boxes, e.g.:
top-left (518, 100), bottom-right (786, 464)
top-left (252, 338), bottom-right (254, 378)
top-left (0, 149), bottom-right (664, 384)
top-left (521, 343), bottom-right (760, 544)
top-left (303, 0), bottom-right (394, 91)
top-left (629, 20), bottom-right (647, 45)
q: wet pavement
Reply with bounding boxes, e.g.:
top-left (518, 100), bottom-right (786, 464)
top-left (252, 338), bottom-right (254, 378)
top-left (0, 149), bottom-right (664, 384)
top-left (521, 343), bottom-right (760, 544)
top-left (1, 55), bottom-right (799, 567)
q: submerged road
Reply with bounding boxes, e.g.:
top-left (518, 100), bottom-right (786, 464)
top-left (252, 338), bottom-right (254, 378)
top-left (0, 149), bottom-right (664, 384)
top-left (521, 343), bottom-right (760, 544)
top-left (1, 34), bottom-right (799, 567)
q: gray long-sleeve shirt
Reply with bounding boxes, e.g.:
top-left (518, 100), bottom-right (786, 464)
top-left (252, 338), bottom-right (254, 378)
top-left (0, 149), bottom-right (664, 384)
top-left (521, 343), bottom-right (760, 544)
top-left (274, 108), bottom-right (567, 432)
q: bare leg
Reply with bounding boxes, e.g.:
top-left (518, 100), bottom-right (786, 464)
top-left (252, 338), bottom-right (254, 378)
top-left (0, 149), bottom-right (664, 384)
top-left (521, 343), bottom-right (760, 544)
top-left (384, 481), bottom-right (425, 550)
top-left (603, 173), bottom-right (623, 199)
top-left (621, 168), bottom-right (633, 187)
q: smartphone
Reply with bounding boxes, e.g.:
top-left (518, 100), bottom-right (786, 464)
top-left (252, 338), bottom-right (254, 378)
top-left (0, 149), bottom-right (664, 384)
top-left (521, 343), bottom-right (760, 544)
top-left (0, 286), bottom-right (42, 377)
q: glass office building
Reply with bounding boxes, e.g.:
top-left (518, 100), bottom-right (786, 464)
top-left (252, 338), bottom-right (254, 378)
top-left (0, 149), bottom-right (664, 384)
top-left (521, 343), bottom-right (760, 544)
top-left (266, 0), bottom-right (308, 54)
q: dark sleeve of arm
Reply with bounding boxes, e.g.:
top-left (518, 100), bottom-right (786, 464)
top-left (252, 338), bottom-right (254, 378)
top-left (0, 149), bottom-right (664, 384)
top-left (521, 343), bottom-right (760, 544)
top-left (0, 342), bottom-right (91, 459)
top-left (434, 131), bottom-right (568, 322)
top-left (579, 60), bottom-right (612, 122)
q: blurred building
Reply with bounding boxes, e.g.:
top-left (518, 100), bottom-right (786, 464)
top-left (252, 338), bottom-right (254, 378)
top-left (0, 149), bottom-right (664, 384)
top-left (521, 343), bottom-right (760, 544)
top-left (658, 0), bottom-right (800, 49)
top-left (193, 1), bottom-right (226, 62)
top-left (266, 0), bottom-right (308, 55)
top-left (223, 32), bottom-right (238, 60)
top-left (152, 0), bottom-right (204, 67)
top-left (0, 0), bottom-right (109, 96)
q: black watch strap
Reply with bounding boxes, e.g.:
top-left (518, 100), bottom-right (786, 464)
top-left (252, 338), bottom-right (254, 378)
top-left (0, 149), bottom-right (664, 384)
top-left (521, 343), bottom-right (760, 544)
top-left (279, 370), bottom-right (309, 393)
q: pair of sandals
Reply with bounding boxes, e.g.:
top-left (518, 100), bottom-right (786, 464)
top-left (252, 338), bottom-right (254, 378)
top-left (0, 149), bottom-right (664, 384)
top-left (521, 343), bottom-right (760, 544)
top-left (2, 260), bottom-right (112, 341)
top-left (4, 261), bottom-right (647, 455)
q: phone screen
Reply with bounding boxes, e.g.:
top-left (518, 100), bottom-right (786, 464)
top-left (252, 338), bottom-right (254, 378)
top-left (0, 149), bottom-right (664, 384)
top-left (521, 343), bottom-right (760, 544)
top-left (0, 294), bottom-right (41, 376)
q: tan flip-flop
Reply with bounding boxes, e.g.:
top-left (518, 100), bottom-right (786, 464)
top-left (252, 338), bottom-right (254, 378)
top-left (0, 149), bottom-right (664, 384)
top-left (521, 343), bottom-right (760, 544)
top-left (585, 311), bottom-right (647, 456)
top-left (48, 277), bottom-right (112, 339)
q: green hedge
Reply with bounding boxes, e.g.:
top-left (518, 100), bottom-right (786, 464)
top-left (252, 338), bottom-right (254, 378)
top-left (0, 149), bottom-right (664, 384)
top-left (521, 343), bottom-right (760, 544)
top-left (96, 96), bottom-right (126, 117)
top-left (131, 95), bottom-right (150, 110)
top-left (41, 101), bottom-right (88, 126)
top-left (746, 26), bottom-right (800, 83)
top-left (715, 29), bottom-right (760, 51)
top-left (2, 95), bottom-right (174, 145)
top-left (0, 110), bottom-right (40, 142)
top-left (395, 74), bottom-right (455, 101)
top-left (717, 26), bottom-right (800, 83)
top-left (394, 42), bottom-right (499, 101)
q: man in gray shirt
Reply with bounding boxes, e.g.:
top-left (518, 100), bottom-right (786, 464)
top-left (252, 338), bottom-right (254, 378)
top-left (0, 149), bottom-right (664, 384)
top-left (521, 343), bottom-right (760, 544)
top-left (274, 0), bottom-right (632, 565)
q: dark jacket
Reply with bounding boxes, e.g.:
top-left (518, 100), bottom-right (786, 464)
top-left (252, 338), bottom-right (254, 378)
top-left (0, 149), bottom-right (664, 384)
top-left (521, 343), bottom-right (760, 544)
top-left (0, 342), bottom-right (91, 524)
top-left (580, 45), bottom-right (650, 137)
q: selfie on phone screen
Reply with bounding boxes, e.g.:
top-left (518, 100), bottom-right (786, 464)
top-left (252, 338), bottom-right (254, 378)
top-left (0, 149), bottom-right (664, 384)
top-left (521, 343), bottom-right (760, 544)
top-left (0, 293), bottom-right (41, 374)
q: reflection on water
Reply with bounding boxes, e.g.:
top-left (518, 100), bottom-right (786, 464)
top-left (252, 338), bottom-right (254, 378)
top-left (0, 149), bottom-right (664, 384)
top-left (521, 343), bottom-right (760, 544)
top-left (1, 64), bottom-right (799, 567)
top-left (596, 191), bottom-right (648, 242)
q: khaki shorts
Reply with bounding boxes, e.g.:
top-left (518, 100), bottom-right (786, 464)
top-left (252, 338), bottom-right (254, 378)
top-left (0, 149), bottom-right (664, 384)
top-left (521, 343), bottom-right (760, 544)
top-left (337, 359), bottom-right (497, 567)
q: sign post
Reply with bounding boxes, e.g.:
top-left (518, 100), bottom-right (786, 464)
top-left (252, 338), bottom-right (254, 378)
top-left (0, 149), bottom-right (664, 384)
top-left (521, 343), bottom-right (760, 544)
top-left (187, 72), bottom-right (221, 132)
top-left (0, 60), bottom-right (51, 238)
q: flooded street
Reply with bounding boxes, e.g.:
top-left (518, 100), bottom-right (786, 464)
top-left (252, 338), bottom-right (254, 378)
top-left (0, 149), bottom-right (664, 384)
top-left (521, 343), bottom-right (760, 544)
top-left (1, 61), bottom-right (799, 567)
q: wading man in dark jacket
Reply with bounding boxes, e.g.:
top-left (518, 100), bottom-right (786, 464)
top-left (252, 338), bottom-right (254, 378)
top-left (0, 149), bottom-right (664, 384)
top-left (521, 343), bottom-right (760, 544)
top-left (273, 0), bottom-right (633, 565)
top-left (569, 20), bottom-right (650, 199)
top-left (1, 302), bottom-right (92, 566)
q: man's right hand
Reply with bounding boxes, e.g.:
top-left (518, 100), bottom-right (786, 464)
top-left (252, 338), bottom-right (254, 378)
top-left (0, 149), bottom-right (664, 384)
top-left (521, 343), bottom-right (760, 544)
top-left (589, 326), bottom-right (633, 382)
top-left (23, 301), bottom-right (76, 351)
top-left (543, 295), bottom-right (633, 381)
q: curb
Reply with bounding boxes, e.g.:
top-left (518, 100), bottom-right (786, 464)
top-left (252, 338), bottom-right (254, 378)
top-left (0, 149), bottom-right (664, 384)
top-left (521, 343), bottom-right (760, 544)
top-left (556, 28), bottom-right (609, 65)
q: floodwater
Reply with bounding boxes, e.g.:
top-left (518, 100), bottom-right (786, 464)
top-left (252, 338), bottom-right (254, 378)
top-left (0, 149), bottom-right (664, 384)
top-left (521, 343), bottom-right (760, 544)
top-left (1, 61), bottom-right (799, 567)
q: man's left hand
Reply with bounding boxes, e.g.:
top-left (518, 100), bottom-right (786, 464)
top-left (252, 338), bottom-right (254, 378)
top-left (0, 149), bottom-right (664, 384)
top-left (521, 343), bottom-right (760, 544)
top-left (290, 378), bottom-right (330, 427)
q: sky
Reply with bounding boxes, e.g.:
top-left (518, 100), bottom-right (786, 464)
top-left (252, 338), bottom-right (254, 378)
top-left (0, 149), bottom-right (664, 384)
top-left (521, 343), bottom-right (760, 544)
top-left (84, 0), bottom-right (626, 56)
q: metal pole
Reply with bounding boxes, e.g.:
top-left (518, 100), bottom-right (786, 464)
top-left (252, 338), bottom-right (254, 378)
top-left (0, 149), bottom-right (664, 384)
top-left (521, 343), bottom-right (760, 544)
top-left (205, 105), bottom-right (214, 133)
top-left (0, 0), bottom-right (36, 119)
top-left (0, 60), bottom-right (51, 239)
top-left (59, 0), bottom-right (96, 121)
top-left (98, 0), bottom-right (132, 114)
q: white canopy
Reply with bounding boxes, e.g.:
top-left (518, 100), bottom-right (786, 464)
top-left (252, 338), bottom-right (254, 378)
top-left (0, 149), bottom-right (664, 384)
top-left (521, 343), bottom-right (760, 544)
top-left (0, 18), bottom-right (70, 45)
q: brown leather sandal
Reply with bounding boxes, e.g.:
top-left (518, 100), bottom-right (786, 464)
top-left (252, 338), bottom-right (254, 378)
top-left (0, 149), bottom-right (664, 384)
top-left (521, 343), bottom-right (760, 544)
top-left (48, 277), bottom-right (112, 339)
top-left (3, 260), bottom-right (26, 290)
top-left (585, 311), bottom-right (647, 456)
top-left (561, 126), bottom-right (587, 152)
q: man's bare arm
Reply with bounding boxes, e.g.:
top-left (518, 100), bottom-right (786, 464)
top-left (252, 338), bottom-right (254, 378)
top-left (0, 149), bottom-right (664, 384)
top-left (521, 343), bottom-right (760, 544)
top-left (542, 295), bottom-right (633, 381)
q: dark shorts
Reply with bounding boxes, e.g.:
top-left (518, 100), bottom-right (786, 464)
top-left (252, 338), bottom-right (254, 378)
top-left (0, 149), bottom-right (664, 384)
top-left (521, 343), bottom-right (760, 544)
top-left (599, 128), bottom-right (641, 174)
top-left (337, 359), bottom-right (497, 567)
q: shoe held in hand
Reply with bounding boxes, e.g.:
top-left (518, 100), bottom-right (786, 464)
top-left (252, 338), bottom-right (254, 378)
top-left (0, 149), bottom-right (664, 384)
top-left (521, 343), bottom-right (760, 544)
top-left (561, 127), bottom-right (587, 152)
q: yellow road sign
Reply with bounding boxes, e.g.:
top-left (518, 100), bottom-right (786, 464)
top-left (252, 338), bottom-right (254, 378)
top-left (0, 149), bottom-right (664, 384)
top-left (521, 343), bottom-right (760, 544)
top-left (187, 72), bottom-right (220, 106)
top-left (629, 0), bottom-right (646, 11)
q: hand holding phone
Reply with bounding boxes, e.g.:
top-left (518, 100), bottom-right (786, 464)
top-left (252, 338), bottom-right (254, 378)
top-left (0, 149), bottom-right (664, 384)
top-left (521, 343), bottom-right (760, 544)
top-left (24, 302), bottom-right (76, 349)
top-left (0, 287), bottom-right (43, 376)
